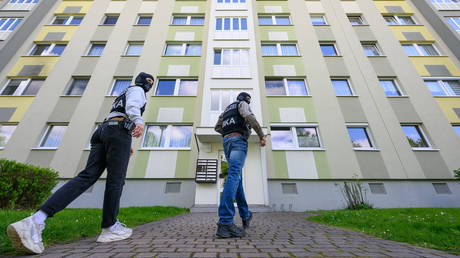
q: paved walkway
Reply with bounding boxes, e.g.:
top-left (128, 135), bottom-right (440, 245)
top-left (35, 213), bottom-right (457, 258)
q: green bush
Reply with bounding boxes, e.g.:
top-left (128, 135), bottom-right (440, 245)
top-left (0, 159), bottom-right (58, 210)
top-left (454, 168), bottom-right (460, 180)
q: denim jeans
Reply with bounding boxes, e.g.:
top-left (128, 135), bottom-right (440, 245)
top-left (218, 136), bottom-right (250, 225)
top-left (39, 121), bottom-right (132, 228)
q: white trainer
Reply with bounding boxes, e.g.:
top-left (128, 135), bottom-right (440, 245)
top-left (7, 215), bottom-right (45, 254)
top-left (96, 221), bottom-right (132, 243)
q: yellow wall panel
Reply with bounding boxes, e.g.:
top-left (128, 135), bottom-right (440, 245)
top-left (435, 98), bottom-right (460, 123)
top-left (0, 97), bottom-right (35, 122)
top-left (409, 57), bottom-right (460, 77)
top-left (35, 26), bottom-right (78, 42)
top-left (373, 1), bottom-right (414, 14)
top-left (8, 57), bottom-right (60, 77)
top-left (390, 26), bottom-right (435, 42)
top-left (54, 1), bottom-right (93, 15)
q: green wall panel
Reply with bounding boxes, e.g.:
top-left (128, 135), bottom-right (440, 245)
top-left (313, 151), bottom-right (331, 179)
top-left (143, 96), bottom-right (196, 123)
top-left (263, 57), bottom-right (305, 76)
top-left (167, 26), bottom-right (204, 41)
top-left (132, 151), bottom-right (149, 178)
top-left (259, 26), bottom-right (296, 41)
top-left (256, 1), bottom-right (290, 13)
top-left (173, 1), bottom-right (207, 14)
top-left (158, 57), bottom-right (202, 76)
top-left (272, 151), bottom-right (289, 179)
top-left (266, 97), bottom-right (317, 122)
top-left (175, 150), bottom-right (192, 178)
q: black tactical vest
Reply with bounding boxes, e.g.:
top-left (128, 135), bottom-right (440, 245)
top-left (110, 85), bottom-right (146, 117)
top-left (221, 101), bottom-right (251, 140)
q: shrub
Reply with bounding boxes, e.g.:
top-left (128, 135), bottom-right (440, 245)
top-left (341, 175), bottom-right (373, 210)
top-left (454, 168), bottom-right (460, 180)
top-left (0, 159), bottom-right (58, 210)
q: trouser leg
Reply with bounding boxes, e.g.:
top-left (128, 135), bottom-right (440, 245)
top-left (235, 176), bottom-right (249, 220)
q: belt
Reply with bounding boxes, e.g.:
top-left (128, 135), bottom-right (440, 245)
top-left (109, 116), bottom-right (125, 121)
top-left (224, 132), bottom-right (242, 138)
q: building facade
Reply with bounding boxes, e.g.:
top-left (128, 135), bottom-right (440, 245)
top-left (0, 0), bottom-right (459, 211)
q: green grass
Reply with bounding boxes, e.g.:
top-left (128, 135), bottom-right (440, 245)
top-left (1, 206), bottom-right (188, 255)
top-left (308, 208), bottom-right (460, 254)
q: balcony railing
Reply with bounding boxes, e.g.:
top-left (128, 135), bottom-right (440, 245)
top-left (212, 65), bottom-right (251, 78)
top-left (2, 2), bottom-right (37, 11)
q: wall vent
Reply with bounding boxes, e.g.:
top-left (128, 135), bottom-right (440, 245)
top-left (432, 183), bottom-right (451, 194)
top-left (368, 183), bottom-right (387, 194)
top-left (165, 182), bottom-right (181, 194)
top-left (281, 183), bottom-right (297, 194)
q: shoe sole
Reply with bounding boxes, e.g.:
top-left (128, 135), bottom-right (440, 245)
top-left (7, 224), bottom-right (39, 254)
top-left (215, 233), bottom-right (245, 239)
top-left (96, 232), bottom-right (132, 243)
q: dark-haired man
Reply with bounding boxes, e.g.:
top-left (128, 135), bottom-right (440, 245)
top-left (214, 92), bottom-right (266, 238)
top-left (7, 72), bottom-right (154, 254)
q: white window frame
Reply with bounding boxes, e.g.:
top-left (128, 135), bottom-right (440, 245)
top-left (310, 15), bottom-right (328, 25)
top-left (37, 124), bottom-right (68, 150)
top-left (0, 124), bottom-right (17, 149)
top-left (164, 43), bottom-right (202, 56)
top-left (136, 15), bottom-right (152, 25)
top-left (141, 124), bottom-right (193, 150)
top-left (362, 43), bottom-right (383, 56)
top-left (423, 78), bottom-right (460, 96)
top-left (171, 16), bottom-right (205, 25)
top-left (85, 42), bottom-right (106, 56)
top-left (265, 78), bottom-right (309, 96)
top-left (213, 48), bottom-right (249, 66)
top-left (209, 89), bottom-right (243, 113)
top-left (63, 77), bottom-right (90, 96)
top-left (402, 43), bottom-right (441, 56)
top-left (270, 124), bottom-right (323, 150)
top-left (331, 78), bottom-right (356, 96)
top-left (348, 15), bottom-right (365, 25)
top-left (258, 15), bottom-right (291, 25)
top-left (108, 78), bottom-right (132, 96)
top-left (50, 16), bottom-right (83, 25)
top-left (154, 78), bottom-right (198, 96)
top-left (0, 78), bottom-right (43, 96)
top-left (319, 43), bottom-right (339, 56)
top-left (378, 78), bottom-right (405, 97)
top-left (27, 43), bottom-right (66, 56)
top-left (445, 17), bottom-right (460, 31)
top-left (384, 15), bottom-right (417, 25)
top-left (261, 43), bottom-right (299, 56)
top-left (0, 18), bottom-right (22, 31)
top-left (401, 124), bottom-right (432, 150)
top-left (215, 17), bottom-right (248, 31)
top-left (124, 42), bottom-right (144, 56)
top-left (346, 124), bottom-right (377, 150)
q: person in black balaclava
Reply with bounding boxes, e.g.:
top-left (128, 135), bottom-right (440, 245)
top-left (7, 72), bottom-right (154, 254)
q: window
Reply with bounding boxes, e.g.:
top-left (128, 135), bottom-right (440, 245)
top-left (445, 17), bottom-right (460, 31)
top-left (402, 44), bottom-right (440, 56)
top-left (453, 125), bottom-right (460, 138)
top-left (424, 79), bottom-right (460, 96)
top-left (164, 43), bottom-right (201, 56)
top-left (0, 124), bottom-right (16, 148)
top-left (320, 44), bottom-right (338, 56)
top-left (2, 0), bottom-right (38, 11)
top-left (137, 16), bottom-right (152, 25)
top-left (217, 0), bottom-right (246, 3)
top-left (29, 44), bottom-right (66, 56)
top-left (0, 18), bottom-right (22, 38)
top-left (348, 16), bottom-right (365, 25)
top-left (125, 43), bottom-right (143, 56)
top-left (384, 15), bottom-right (416, 25)
top-left (216, 17), bottom-right (247, 31)
top-left (110, 79), bottom-right (131, 96)
top-left (331, 79), bottom-right (353, 96)
top-left (155, 79), bottom-right (198, 96)
top-left (51, 16), bottom-right (83, 25)
top-left (362, 43), bottom-right (382, 56)
top-left (39, 125), bottom-right (67, 148)
top-left (347, 126), bottom-right (374, 149)
top-left (258, 16), bottom-right (291, 25)
top-left (401, 125), bottom-right (430, 148)
top-left (261, 44), bottom-right (299, 56)
top-left (213, 49), bottom-right (249, 66)
top-left (87, 43), bottom-right (105, 56)
top-left (271, 126), bottom-right (321, 149)
top-left (210, 89), bottom-right (242, 112)
top-left (0, 79), bottom-right (44, 96)
top-left (172, 16), bottom-right (204, 25)
top-left (102, 15), bottom-right (118, 25)
top-left (311, 16), bottom-right (327, 25)
top-left (65, 78), bottom-right (89, 96)
top-left (379, 79), bottom-right (402, 96)
top-left (142, 125), bottom-right (193, 148)
top-left (265, 78), bottom-right (308, 96)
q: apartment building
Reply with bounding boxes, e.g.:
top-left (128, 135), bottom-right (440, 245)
top-left (0, 0), bottom-right (459, 211)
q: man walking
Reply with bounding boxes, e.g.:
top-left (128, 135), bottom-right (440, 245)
top-left (7, 72), bottom-right (155, 254)
top-left (214, 92), bottom-right (266, 238)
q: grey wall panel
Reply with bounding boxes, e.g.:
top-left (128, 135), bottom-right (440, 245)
top-left (355, 151), bottom-right (390, 178)
top-left (415, 152), bottom-right (452, 179)
top-left (337, 97), bottom-right (367, 122)
top-left (385, 6), bottom-right (405, 13)
top-left (388, 98), bottom-right (422, 123)
top-left (0, 108), bottom-right (16, 122)
top-left (324, 57), bottom-right (349, 76)
top-left (26, 150), bottom-right (56, 168)
top-left (73, 57), bottom-right (99, 76)
top-left (96, 98), bottom-right (115, 122)
top-left (48, 97), bottom-right (81, 122)
top-left (63, 6), bottom-right (82, 14)
top-left (115, 57), bottom-right (139, 77)
top-left (368, 57), bottom-right (396, 76)
top-left (91, 26), bottom-right (114, 42)
top-left (402, 32), bottom-right (426, 41)
top-left (75, 151), bottom-right (91, 176)
top-left (425, 65), bottom-right (452, 76)
top-left (43, 32), bottom-right (66, 41)
top-left (353, 26), bottom-right (376, 41)
top-left (314, 26), bottom-right (335, 41)
top-left (454, 108), bottom-right (460, 119)
top-left (18, 65), bottom-right (43, 76)
top-left (129, 26), bottom-right (149, 41)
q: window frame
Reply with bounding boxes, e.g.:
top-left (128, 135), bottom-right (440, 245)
top-left (445, 17), bottom-right (460, 31)
top-left (401, 124), bottom-right (432, 150)
top-left (265, 78), bottom-right (309, 96)
top-left (346, 124), bottom-right (377, 150)
top-left (124, 42), bottom-right (144, 56)
top-left (101, 15), bottom-right (119, 25)
top-left (423, 78), bottom-right (460, 96)
top-left (141, 124), bottom-right (193, 150)
top-left (383, 15), bottom-right (417, 25)
top-left (154, 78), bottom-right (198, 96)
top-left (310, 15), bottom-right (327, 25)
top-left (136, 15), bottom-right (152, 25)
top-left (0, 18), bottom-right (22, 32)
top-left (402, 43), bottom-right (441, 56)
top-left (37, 124), bottom-right (68, 149)
top-left (27, 43), bottom-right (67, 56)
top-left (164, 43), bottom-right (202, 56)
top-left (348, 15), bottom-right (366, 26)
top-left (0, 124), bottom-right (17, 149)
top-left (362, 42), bottom-right (383, 56)
top-left (213, 48), bottom-right (249, 66)
top-left (215, 16), bottom-right (248, 31)
top-left (0, 78), bottom-right (44, 96)
top-left (86, 42), bottom-right (106, 56)
top-left (108, 78), bottom-right (132, 96)
top-left (270, 124), bottom-right (323, 150)
top-left (261, 43), bottom-right (299, 56)
top-left (258, 15), bottom-right (291, 25)
top-left (171, 16), bottom-right (205, 25)
top-left (452, 124), bottom-right (460, 138)
top-left (378, 78), bottom-right (404, 97)
top-left (50, 15), bottom-right (83, 25)
top-left (64, 77), bottom-right (90, 96)
top-left (331, 78), bottom-right (355, 96)
top-left (319, 43), bottom-right (339, 56)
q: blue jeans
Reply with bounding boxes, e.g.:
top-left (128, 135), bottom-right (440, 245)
top-left (218, 136), bottom-right (250, 225)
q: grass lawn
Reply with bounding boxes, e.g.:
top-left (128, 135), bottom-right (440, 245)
top-left (0, 206), bottom-right (188, 255)
top-left (308, 208), bottom-right (460, 254)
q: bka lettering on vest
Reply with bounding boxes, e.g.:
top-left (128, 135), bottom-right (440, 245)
top-left (223, 117), bottom-right (236, 127)
top-left (221, 101), bottom-right (251, 140)
top-left (112, 98), bottom-right (124, 110)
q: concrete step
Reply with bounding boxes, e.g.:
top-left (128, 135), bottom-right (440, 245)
top-left (190, 204), bottom-right (273, 213)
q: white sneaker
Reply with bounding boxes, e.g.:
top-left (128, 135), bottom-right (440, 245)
top-left (96, 221), bottom-right (132, 243)
top-left (7, 215), bottom-right (45, 254)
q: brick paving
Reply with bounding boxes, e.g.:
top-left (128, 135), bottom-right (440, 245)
top-left (34, 212), bottom-right (458, 257)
